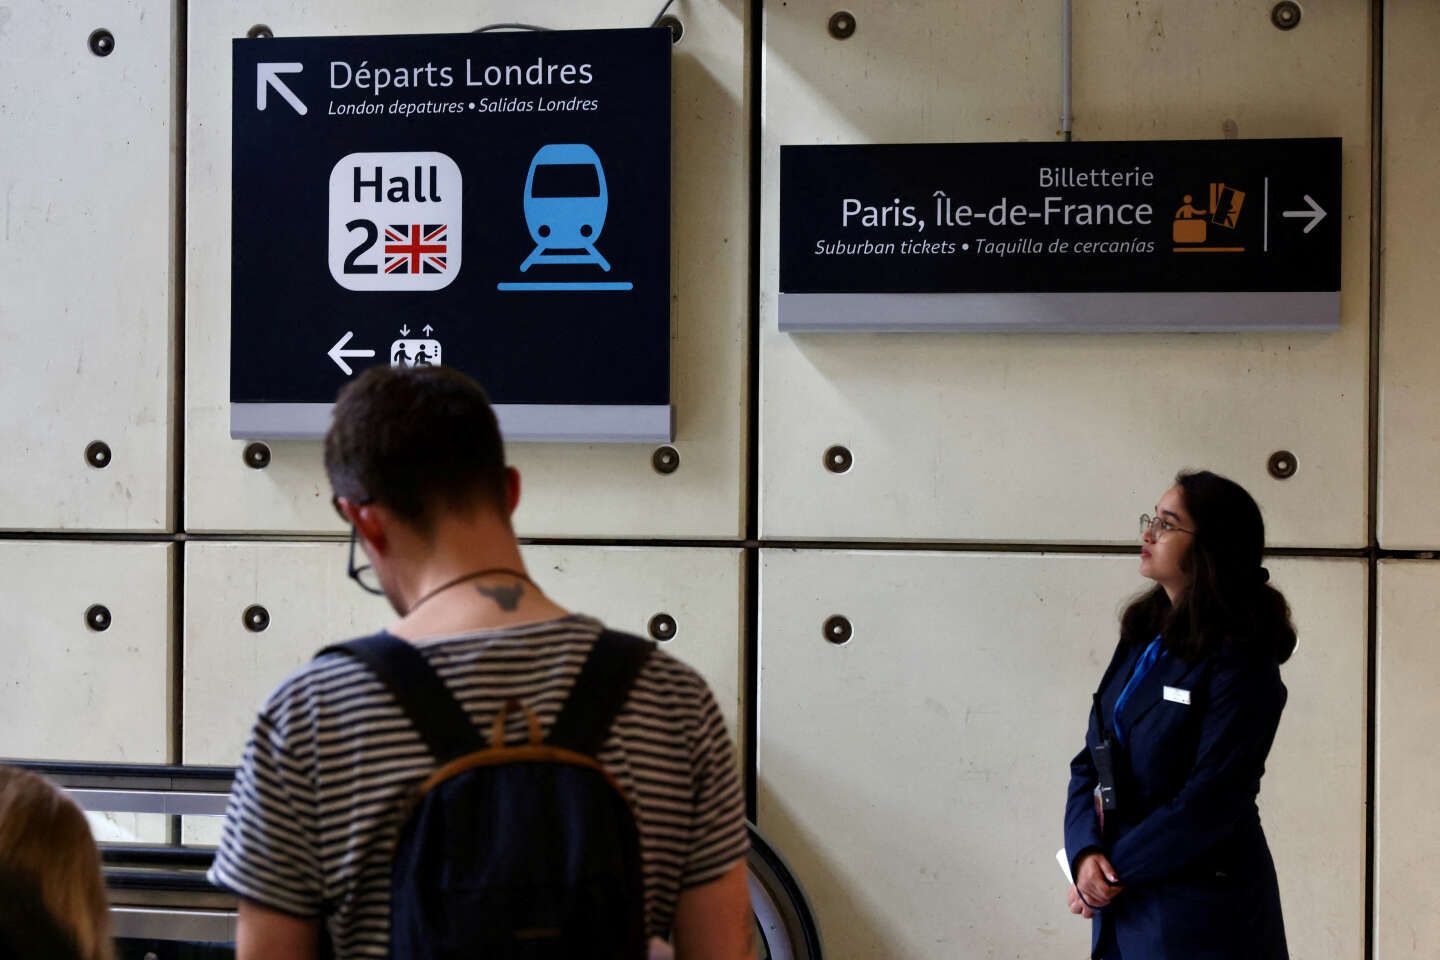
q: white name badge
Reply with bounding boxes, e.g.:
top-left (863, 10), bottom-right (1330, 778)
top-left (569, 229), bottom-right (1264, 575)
top-left (1163, 686), bottom-right (1192, 705)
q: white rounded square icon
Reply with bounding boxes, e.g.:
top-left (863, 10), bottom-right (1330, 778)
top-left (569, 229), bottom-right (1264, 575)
top-left (328, 151), bottom-right (462, 291)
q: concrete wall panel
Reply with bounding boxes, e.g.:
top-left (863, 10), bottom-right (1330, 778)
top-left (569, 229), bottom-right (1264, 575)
top-left (758, 551), bottom-right (1364, 959)
top-left (1378, 1), bottom-right (1440, 549)
top-left (0, 0), bottom-right (174, 531)
top-left (1376, 561), bottom-right (1440, 960)
top-left (759, 1), bottom-right (1369, 546)
top-left (0, 542), bottom-right (172, 763)
top-left (183, 540), bottom-right (743, 766)
top-left (181, 541), bottom-right (390, 766)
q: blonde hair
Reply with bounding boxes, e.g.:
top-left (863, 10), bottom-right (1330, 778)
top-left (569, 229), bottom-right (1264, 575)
top-left (0, 766), bottom-right (113, 960)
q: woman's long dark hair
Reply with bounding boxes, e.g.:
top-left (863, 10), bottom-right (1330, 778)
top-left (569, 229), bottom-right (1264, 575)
top-left (1120, 470), bottom-right (1297, 664)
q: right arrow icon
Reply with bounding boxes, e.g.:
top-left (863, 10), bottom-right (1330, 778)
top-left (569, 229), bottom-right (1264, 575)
top-left (1281, 194), bottom-right (1327, 234)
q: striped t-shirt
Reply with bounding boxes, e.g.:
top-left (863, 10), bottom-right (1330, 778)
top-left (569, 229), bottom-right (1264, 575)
top-left (209, 615), bottom-right (748, 958)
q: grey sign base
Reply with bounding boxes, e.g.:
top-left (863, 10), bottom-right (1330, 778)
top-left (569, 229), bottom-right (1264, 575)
top-left (232, 403), bottom-right (674, 443)
top-left (779, 291), bottom-right (1339, 333)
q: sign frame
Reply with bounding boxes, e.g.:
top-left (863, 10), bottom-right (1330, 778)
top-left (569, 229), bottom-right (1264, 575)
top-left (778, 138), bottom-right (1341, 334)
top-left (229, 28), bottom-right (673, 442)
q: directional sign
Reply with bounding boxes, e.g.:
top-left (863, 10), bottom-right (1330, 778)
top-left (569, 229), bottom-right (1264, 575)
top-left (230, 29), bottom-right (672, 441)
top-left (326, 331), bottom-right (374, 376)
top-left (1282, 194), bottom-right (1327, 234)
top-left (256, 62), bottom-right (307, 114)
top-left (779, 138), bottom-right (1341, 332)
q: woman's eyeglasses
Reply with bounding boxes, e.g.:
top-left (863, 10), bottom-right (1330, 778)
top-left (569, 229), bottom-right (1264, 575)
top-left (332, 495), bottom-right (384, 595)
top-left (1139, 513), bottom-right (1195, 540)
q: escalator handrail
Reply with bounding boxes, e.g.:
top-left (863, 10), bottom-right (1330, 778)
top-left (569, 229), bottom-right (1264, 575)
top-left (5, 759), bottom-right (235, 792)
top-left (102, 846), bottom-right (216, 869)
top-left (105, 870), bottom-right (218, 893)
top-left (746, 824), bottom-right (824, 959)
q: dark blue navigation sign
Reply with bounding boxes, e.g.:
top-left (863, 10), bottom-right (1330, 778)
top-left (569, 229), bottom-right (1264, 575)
top-left (779, 138), bottom-right (1341, 332)
top-left (230, 28), bottom-right (672, 441)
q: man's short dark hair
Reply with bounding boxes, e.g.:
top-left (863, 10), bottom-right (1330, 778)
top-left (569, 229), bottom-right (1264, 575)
top-left (324, 366), bottom-right (507, 533)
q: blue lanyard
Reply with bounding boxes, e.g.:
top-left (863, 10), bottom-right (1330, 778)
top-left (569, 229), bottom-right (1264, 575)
top-left (1113, 636), bottom-right (1165, 747)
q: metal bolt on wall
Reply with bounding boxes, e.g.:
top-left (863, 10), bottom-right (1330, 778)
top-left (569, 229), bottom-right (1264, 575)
top-left (85, 441), bottom-right (112, 469)
top-left (85, 604), bottom-right (112, 632)
top-left (243, 605), bottom-right (271, 633)
top-left (1268, 450), bottom-right (1298, 479)
top-left (244, 442), bottom-right (272, 469)
top-left (652, 445), bottom-right (680, 475)
top-left (648, 613), bottom-right (677, 641)
top-left (1270, 2), bottom-right (1302, 31)
top-left (88, 29), bottom-right (115, 56)
top-left (823, 615), bottom-right (853, 645)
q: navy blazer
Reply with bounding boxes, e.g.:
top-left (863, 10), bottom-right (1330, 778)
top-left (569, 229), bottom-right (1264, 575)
top-left (1064, 637), bottom-right (1290, 959)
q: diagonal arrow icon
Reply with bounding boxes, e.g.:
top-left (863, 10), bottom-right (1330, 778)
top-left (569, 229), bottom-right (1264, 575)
top-left (327, 331), bottom-right (375, 376)
top-left (257, 62), bottom-right (307, 115)
top-left (1281, 194), bottom-right (1326, 234)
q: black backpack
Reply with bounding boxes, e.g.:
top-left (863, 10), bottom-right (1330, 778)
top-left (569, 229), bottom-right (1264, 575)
top-left (322, 629), bottom-right (654, 959)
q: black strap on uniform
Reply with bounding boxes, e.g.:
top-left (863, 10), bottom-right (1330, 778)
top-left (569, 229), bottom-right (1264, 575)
top-left (1091, 691), bottom-right (1119, 813)
top-left (318, 628), bottom-right (654, 765)
top-left (546, 630), bottom-right (654, 757)
top-left (317, 633), bottom-right (483, 766)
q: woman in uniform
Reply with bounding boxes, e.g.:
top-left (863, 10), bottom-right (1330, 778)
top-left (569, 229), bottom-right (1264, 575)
top-left (1063, 470), bottom-right (1295, 959)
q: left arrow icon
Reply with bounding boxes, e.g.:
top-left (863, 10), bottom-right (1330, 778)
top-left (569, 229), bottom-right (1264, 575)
top-left (257, 62), bottom-right (307, 115)
top-left (328, 331), bottom-right (375, 376)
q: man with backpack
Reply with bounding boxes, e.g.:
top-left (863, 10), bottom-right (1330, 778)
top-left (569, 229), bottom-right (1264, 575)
top-left (210, 366), bottom-right (753, 959)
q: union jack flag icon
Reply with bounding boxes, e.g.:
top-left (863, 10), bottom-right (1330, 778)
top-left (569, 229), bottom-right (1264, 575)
top-left (384, 224), bottom-right (448, 275)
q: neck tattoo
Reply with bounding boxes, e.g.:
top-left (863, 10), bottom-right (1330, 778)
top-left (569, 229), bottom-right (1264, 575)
top-left (476, 581), bottom-right (524, 612)
top-left (406, 567), bottom-right (533, 614)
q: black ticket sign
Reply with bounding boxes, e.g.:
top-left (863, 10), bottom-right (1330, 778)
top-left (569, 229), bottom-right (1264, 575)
top-left (779, 138), bottom-right (1340, 332)
top-left (230, 28), bottom-right (671, 440)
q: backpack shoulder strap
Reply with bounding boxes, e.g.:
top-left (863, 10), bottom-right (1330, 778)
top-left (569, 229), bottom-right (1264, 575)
top-left (546, 629), bottom-right (655, 757)
top-left (317, 633), bottom-right (484, 765)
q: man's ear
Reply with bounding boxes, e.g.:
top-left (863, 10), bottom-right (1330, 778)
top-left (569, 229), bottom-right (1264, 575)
top-left (504, 466), bottom-right (522, 517)
top-left (351, 502), bottom-right (390, 555)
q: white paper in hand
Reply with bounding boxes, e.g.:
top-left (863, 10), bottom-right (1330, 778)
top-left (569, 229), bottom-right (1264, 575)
top-left (1057, 847), bottom-right (1074, 884)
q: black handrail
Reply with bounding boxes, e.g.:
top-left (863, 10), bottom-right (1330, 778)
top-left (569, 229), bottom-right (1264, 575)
top-left (102, 846), bottom-right (216, 869)
top-left (106, 870), bottom-right (218, 893)
top-left (6, 759), bottom-right (235, 791)
top-left (748, 825), bottom-right (824, 958)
